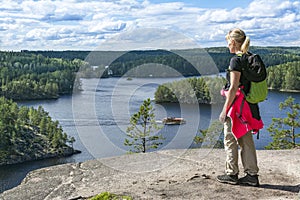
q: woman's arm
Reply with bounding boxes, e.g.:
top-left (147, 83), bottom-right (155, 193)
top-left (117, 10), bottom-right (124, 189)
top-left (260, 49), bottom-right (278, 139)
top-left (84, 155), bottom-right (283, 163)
top-left (219, 70), bottom-right (241, 123)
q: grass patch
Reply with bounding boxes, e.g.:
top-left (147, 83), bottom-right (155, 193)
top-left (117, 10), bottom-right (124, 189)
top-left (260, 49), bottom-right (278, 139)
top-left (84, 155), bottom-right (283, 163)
top-left (89, 192), bottom-right (132, 200)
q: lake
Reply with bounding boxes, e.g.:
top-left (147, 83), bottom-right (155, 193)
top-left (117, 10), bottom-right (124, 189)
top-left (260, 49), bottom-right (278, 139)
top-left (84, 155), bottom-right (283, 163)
top-left (0, 77), bottom-right (299, 193)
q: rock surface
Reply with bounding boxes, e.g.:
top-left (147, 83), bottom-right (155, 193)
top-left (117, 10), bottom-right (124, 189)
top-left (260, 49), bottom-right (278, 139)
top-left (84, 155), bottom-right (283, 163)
top-left (1, 149), bottom-right (299, 200)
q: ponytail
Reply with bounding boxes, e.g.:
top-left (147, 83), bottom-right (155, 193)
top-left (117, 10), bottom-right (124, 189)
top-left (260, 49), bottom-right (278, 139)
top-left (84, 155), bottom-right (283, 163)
top-left (241, 36), bottom-right (250, 54)
top-left (226, 28), bottom-right (250, 54)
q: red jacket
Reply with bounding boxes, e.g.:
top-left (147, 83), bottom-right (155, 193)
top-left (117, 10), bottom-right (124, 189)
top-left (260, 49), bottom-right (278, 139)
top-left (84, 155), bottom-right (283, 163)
top-left (221, 89), bottom-right (264, 139)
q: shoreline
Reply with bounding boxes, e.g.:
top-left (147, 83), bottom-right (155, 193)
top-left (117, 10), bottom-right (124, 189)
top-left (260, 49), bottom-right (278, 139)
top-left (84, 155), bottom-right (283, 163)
top-left (268, 88), bottom-right (300, 93)
top-left (0, 148), bottom-right (81, 167)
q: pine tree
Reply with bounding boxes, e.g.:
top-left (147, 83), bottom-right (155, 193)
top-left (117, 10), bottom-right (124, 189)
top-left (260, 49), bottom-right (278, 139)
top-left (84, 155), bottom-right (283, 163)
top-left (266, 96), bottom-right (300, 149)
top-left (194, 120), bottom-right (224, 148)
top-left (124, 98), bottom-right (163, 153)
top-left (284, 65), bottom-right (299, 90)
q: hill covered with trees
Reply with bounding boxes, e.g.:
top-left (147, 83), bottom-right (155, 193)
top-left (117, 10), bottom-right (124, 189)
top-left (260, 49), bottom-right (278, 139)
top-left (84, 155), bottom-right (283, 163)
top-left (0, 51), bottom-right (82, 100)
top-left (25, 46), bottom-right (300, 77)
top-left (1, 46), bottom-right (299, 102)
top-left (0, 97), bottom-right (78, 166)
top-left (267, 61), bottom-right (300, 91)
top-left (154, 76), bottom-right (225, 104)
top-left (81, 46), bottom-right (300, 78)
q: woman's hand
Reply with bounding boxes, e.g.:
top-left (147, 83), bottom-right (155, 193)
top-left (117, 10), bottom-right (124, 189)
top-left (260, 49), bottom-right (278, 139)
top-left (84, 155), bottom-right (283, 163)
top-left (219, 110), bottom-right (227, 123)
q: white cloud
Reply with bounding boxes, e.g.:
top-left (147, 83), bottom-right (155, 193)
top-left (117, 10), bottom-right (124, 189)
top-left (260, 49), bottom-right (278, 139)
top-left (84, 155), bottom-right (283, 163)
top-left (22, 0), bottom-right (56, 18)
top-left (0, 0), bottom-right (299, 50)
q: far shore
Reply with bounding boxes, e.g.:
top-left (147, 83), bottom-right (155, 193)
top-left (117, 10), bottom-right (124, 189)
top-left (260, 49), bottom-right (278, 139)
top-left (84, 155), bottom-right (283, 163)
top-left (0, 148), bottom-right (81, 167)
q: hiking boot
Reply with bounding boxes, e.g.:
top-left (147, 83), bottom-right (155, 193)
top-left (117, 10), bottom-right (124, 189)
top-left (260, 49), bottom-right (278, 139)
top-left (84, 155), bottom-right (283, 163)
top-left (238, 174), bottom-right (260, 186)
top-left (216, 174), bottom-right (238, 185)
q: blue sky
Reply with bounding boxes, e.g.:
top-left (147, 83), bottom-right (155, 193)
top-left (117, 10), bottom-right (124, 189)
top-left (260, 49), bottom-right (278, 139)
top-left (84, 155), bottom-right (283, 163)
top-left (0, 0), bottom-right (300, 50)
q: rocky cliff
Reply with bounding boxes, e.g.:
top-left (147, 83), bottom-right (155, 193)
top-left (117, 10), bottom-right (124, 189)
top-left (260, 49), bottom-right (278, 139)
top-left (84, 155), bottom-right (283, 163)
top-left (0, 149), bottom-right (299, 200)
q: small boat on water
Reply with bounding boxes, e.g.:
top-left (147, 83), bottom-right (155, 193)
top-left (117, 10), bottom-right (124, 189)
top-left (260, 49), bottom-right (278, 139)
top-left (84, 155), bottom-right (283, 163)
top-left (162, 117), bottom-right (186, 125)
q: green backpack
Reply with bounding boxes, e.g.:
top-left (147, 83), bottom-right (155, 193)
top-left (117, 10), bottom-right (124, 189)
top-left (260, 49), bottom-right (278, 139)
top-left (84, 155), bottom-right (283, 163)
top-left (239, 53), bottom-right (268, 104)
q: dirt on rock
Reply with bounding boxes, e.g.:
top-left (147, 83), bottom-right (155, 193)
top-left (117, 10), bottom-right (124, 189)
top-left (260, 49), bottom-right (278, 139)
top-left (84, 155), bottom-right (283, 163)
top-left (0, 149), bottom-right (299, 200)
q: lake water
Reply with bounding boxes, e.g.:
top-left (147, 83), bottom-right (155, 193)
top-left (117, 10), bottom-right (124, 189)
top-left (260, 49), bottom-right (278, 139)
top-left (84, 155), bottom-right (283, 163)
top-left (0, 77), bottom-right (299, 193)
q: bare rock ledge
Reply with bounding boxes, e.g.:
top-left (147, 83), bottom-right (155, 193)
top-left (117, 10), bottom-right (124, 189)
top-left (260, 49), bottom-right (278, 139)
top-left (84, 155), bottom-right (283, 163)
top-left (0, 149), bottom-right (299, 200)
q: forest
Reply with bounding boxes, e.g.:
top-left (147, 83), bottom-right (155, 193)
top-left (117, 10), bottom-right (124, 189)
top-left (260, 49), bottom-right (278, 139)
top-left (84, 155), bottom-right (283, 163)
top-left (79, 47), bottom-right (300, 78)
top-left (24, 46), bottom-right (300, 78)
top-left (267, 61), bottom-right (300, 91)
top-left (154, 60), bottom-right (300, 104)
top-left (0, 97), bottom-right (75, 166)
top-left (154, 76), bottom-right (225, 104)
top-left (0, 51), bottom-right (82, 100)
top-left (1, 47), bottom-right (299, 101)
top-left (0, 51), bottom-right (82, 165)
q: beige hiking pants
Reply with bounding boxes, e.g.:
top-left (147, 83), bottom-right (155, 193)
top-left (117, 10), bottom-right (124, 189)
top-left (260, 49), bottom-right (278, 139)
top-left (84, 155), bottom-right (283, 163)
top-left (224, 117), bottom-right (259, 176)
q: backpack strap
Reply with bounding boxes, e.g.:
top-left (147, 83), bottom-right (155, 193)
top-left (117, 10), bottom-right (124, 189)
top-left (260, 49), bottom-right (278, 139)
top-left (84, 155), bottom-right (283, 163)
top-left (236, 53), bottom-right (251, 95)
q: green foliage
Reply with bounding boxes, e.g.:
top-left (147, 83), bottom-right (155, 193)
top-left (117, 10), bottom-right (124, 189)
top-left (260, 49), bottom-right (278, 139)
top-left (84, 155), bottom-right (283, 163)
top-left (89, 192), bottom-right (132, 200)
top-left (108, 47), bottom-right (300, 77)
top-left (2, 47), bottom-right (299, 101)
top-left (267, 61), bottom-right (300, 91)
top-left (207, 46), bottom-right (300, 72)
top-left (22, 50), bottom-right (90, 60)
top-left (67, 136), bottom-right (76, 151)
top-left (23, 47), bottom-right (300, 77)
top-left (0, 96), bottom-right (75, 164)
top-left (125, 98), bottom-right (163, 153)
top-left (266, 96), bottom-right (300, 149)
top-left (194, 120), bottom-right (224, 148)
top-left (109, 50), bottom-right (201, 77)
top-left (154, 76), bottom-right (225, 104)
top-left (0, 51), bottom-right (82, 100)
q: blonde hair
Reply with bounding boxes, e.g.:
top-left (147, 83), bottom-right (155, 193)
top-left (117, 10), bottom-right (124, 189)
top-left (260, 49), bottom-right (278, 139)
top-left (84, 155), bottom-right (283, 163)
top-left (226, 28), bottom-right (250, 54)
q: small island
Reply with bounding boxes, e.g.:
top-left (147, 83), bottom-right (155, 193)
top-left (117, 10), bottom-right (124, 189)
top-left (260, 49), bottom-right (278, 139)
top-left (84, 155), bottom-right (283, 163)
top-left (0, 97), bottom-right (80, 166)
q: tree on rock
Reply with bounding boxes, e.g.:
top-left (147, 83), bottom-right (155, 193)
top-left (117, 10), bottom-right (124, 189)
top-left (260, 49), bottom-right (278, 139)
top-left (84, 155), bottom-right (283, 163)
top-left (194, 120), bottom-right (224, 148)
top-left (266, 96), bottom-right (300, 149)
top-left (124, 98), bottom-right (163, 153)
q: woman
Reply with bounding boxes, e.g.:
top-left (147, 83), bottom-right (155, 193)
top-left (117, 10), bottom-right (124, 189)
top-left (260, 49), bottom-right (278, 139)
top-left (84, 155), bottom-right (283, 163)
top-left (217, 28), bottom-right (260, 186)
